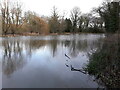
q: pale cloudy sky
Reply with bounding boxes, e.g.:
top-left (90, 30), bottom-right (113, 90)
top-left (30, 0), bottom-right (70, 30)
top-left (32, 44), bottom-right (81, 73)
top-left (19, 0), bottom-right (104, 17)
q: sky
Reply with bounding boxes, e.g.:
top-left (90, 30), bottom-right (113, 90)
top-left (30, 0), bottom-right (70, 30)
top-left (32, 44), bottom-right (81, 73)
top-left (19, 0), bottom-right (104, 17)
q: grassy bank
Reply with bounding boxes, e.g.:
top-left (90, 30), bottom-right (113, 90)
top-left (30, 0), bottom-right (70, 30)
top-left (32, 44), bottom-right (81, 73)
top-left (86, 34), bottom-right (120, 88)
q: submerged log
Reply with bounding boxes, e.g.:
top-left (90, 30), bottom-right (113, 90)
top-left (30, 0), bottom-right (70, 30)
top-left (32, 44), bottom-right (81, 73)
top-left (70, 65), bottom-right (87, 74)
top-left (65, 64), bottom-right (69, 67)
top-left (65, 54), bottom-right (70, 59)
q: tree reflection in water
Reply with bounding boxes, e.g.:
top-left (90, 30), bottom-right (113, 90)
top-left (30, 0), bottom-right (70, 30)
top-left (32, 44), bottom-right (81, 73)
top-left (2, 39), bottom-right (27, 76)
top-left (1, 34), bottom-right (104, 77)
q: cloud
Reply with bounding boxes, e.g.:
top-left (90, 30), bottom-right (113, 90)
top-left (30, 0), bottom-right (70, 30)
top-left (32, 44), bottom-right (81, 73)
top-left (20, 0), bottom-right (103, 16)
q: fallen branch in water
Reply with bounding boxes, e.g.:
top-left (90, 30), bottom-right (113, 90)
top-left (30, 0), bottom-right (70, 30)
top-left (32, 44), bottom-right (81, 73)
top-left (70, 65), bottom-right (87, 74)
top-left (65, 54), bottom-right (70, 59)
top-left (65, 64), bottom-right (69, 67)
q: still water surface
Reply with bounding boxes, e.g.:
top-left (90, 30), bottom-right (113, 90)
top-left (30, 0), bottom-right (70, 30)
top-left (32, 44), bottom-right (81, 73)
top-left (0, 34), bottom-right (105, 88)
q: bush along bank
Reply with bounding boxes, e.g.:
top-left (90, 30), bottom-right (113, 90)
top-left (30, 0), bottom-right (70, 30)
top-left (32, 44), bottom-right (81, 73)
top-left (85, 34), bottom-right (120, 88)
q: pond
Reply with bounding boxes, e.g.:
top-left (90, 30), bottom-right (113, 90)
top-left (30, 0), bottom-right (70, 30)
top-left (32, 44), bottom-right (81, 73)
top-left (0, 34), bottom-right (105, 88)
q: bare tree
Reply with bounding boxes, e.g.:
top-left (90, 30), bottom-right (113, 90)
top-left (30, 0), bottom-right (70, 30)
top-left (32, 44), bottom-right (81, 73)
top-left (0, 14), bottom-right (2, 35)
top-left (0, 0), bottom-right (23, 35)
top-left (70, 7), bottom-right (81, 33)
top-left (59, 12), bottom-right (67, 33)
top-left (0, 0), bottom-right (11, 35)
top-left (10, 2), bottom-right (23, 34)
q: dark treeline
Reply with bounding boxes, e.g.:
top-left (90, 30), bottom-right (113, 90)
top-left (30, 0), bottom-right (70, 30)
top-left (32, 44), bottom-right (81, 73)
top-left (0, 0), bottom-right (120, 35)
top-left (83, 1), bottom-right (120, 88)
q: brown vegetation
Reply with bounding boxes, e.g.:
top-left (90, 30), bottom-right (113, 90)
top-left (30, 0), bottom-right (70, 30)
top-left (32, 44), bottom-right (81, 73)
top-left (1, 0), bottom-right (119, 36)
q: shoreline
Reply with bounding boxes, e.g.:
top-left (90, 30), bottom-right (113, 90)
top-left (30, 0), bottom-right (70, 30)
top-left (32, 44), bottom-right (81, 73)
top-left (0, 32), bottom-right (105, 37)
top-left (0, 33), bottom-right (71, 37)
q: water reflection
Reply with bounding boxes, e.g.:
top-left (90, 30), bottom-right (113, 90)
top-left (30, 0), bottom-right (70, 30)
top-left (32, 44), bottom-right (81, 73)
top-left (1, 34), bottom-right (105, 88)
top-left (2, 39), bottom-right (27, 76)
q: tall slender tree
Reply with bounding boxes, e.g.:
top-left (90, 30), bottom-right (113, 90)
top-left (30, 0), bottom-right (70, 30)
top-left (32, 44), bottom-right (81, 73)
top-left (70, 7), bottom-right (81, 33)
top-left (0, 0), bottom-right (11, 35)
top-left (48, 6), bottom-right (60, 33)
